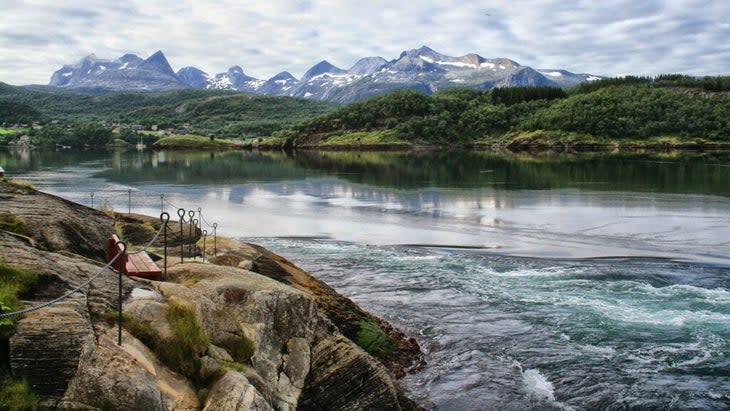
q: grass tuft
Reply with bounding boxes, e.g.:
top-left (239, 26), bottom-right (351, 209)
top-left (105, 301), bottom-right (209, 383)
top-left (355, 319), bottom-right (395, 360)
top-left (5, 179), bottom-right (34, 190)
top-left (160, 300), bottom-right (209, 379)
top-left (0, 260), bottom-right (38, 337)
top-left (228, 334), bottom-right (255, 364)
top-left (0, 375), bottom-right (40, 411)
top-left (0, 214), bottom-right (26, 235)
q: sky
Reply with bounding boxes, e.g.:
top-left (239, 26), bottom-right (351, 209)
top-left (1, 0), bottom-right (729, 85)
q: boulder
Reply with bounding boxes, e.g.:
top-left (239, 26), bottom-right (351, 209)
top-left (204, 371), bottom-right (273, 411)
top-left (0, 181), bottom-right (114, 262)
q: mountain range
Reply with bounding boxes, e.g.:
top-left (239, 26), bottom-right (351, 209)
top-left (48, 47), bottom-right (601, 103)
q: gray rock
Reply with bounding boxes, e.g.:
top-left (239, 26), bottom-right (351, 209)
top-left (59, 329), bottom-right (199, 410)
top-left (204, 371), bottom-right (273, 411)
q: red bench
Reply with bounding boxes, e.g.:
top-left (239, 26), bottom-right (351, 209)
top-left (107, 234), bottom-right (161, 279)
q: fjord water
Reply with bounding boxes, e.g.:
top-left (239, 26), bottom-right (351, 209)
top-left (3, 148), bottom-right (729, 410)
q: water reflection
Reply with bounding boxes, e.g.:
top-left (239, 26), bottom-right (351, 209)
top-left (4, 148), bottom-right (728, 196)
top-left (2, 148), bottom-right (729, 264)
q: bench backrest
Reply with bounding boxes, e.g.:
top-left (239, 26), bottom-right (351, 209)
top-left (107, 234), bottom-right (127, 273)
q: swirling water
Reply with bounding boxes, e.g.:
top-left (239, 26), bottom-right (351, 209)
top-left (251, 238), bottom-right (730, 410)
top-left (2, 148), bottom-right (729, 409)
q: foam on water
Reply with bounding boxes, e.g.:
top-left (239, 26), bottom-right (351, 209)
top-left (522, 368), bottom-right (556, 401)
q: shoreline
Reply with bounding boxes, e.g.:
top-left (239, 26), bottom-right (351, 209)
top-left (0, 180), bottom-right (425, 409)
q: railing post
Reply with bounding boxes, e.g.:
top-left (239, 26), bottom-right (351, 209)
top-left (90, 192), bottom-right (94, 209)
top-left (188, 210), bottom-right (195, 241)
top-left (117, 241), bottom-right (127, 346)
top-left (160, 193), bottom-right (165, 214)
top-left (127, 189), bottom-right (132, 215)
top-left (213, 222), bottom-right (218, 256)
top-left (202, 230), bottom-right (207, 262)
top-left (177, 208), bottom-right (186, 264)
top-left (160, 212), bottom-right (169, 280)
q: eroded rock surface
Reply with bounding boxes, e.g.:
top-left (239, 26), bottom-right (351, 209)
top-left (1, 181), bottom-right (423, 410)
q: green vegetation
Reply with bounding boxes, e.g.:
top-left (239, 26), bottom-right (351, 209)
top-left (4, 74), bottom-right (730, 149)
top-left (0, 100), bottom-right (43, 125)
top-left (0, 214), bottom-right (26, 235)
top-left (105, 299), bottom-right (209, 382)
top-left (124, 94), bottom-right (337, 138)
top-left (0, 83), bottom-right (337, 145)
top-left (0, 260), bottom-right (38, 337)
top-left (226, 334), bottom-right (255, 364)
top-left (0, 375), bottom-right (40, 411)
top-left (355, 320), bottom-right (395, 360)
top-left (29, 122), bottom-right (113, 147)
top-left (161, 300), bottom-right (209, 379)
top-left (154, 135), bottom-right (235, 148)
top-left (283, 78), bottom-right (730, 148)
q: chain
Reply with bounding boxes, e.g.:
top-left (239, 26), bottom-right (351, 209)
top-left (0, 247), bottom-right (126, 319)
top-left (0, 223), bottom-right (164, 319)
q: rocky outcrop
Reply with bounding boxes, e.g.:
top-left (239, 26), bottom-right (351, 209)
top-left (0, 181), bottom-right (114, 261)
top-left (208, 240), bottom-right (425, 378)
top-left (0, 181), bottom-right (422, 410)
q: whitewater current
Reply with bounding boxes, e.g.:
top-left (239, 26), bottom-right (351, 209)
top-left (252, 237), bottom-right (730, 410)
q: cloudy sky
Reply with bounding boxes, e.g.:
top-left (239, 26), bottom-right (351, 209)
top-left (1, 0), bottom-right (729, 85)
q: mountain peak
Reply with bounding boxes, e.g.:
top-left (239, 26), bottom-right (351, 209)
top-left (349, 57), bottom-right (388, 75)
top-left (176, 66), bottom-right (210, 88)
top-left (301, 60), bottom-right (345, 81)
top-left (143, 50), bottom-right (176, 77)
top-left (270, 71), bottom-right (297, 81)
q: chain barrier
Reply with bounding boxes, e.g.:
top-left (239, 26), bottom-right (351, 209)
top-left (86, 189), bottom-right (222, 262)
top-left (0, 222), bottom-right (165, 320)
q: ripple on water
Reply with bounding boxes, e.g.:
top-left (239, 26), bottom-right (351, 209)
top-left (253, 237), bottom-right (730, 410)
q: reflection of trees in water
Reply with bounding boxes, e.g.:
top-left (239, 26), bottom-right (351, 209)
top-left (4, 148), bottom-right (729, 197)
top-left (98, 150), bottom-right (315, 184)
top-left (291, 150), bottom-right (730, 196)
top-left (0, 147), bottom-right (109, 173)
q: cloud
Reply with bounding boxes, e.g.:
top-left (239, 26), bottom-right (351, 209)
top-left (1, 0), bottom-right (729, 85)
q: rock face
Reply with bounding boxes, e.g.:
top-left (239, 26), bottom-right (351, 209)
top-left (0, 181), bottom-right (114, 261)
top-left (0, 181), bottom-right (422, 410)
top-left (208, 240), bottom-right (425, 379)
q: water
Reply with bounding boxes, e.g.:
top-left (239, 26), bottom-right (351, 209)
top-left (2, 148), bottom-right (729, 410)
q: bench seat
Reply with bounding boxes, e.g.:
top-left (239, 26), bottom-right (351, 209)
top-left (108, 234), bottom-right (161, 279)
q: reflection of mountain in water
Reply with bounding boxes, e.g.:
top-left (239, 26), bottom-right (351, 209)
top-left (228, 179), bottom-right (519, 224)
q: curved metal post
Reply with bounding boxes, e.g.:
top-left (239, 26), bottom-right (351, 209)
top-left (117, 241), bottom-right (127, 346)
top-left (188, 210), bottom-right (195, 240)
top-left (202, 230), bottom-right (207, 262)
top-left (160, 212), bottom-right (170, 280)
top-left (127, 189), bottom-right (132, 215)
top-left (90, 192), bottom-right (94, 209)
top-left (177, 208), bottom-right (186, 263)
top-left (213, 223), bottom-right (218, 256)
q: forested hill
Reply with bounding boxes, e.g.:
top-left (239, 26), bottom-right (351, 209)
top-left (0, 83), bottom-right (337, 137)
top-left (280, 75), bottom-right (730, 148)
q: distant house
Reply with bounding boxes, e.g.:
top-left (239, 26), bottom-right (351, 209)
top-left (131, 125), bottom-right (144, 131)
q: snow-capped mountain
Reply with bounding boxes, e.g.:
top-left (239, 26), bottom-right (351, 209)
top-left (48, 47), bottom-right (600, 101)
top-left (49, 51), bottom-right (187, 92)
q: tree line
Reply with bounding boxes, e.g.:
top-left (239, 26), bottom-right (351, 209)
top-left (287, 79), bottom-right (730, 145)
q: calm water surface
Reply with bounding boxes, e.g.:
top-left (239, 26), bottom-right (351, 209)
top-left (2, 148), bottom-right (729, 410)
